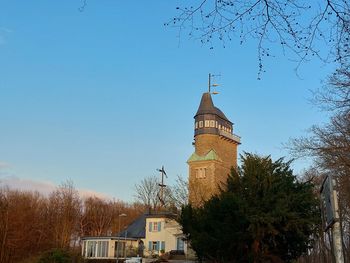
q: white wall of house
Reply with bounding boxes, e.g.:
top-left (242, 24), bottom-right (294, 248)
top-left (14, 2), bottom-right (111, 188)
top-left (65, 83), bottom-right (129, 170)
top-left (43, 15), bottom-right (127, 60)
top-left (143, 217), bottom-right (186, 256)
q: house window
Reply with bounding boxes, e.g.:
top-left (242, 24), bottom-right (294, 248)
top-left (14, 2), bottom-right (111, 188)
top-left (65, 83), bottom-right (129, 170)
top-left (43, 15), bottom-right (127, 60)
top-left (199, 121), bottom-right (203, 128)
top-left (148, 241), bottom-right (165, 251)
top-left (149, 222), bottom-right (161, 232)
top-left (152, 241), bottom-right (158, 251)
top-left (153, 222), bottom-right (159, 231)
top-left (97, 241), bottom-right (108, 257)
top-left (86, 241), bottom-right (97, 257)
top-left (84, 240), bottom-right (108, 258)
top-left (205, 120), bottom-right (210, 127)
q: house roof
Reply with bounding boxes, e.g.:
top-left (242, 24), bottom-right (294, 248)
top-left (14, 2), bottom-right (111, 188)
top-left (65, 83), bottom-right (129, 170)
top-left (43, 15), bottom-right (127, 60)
top-left (82, 212), bottom-right (178, 241)
top-left (81, 236), bottom-right (138, 241)
top-left (145, 211), bottom-right (177, 218)
top-left (117, 213), bottom-right (146, 239)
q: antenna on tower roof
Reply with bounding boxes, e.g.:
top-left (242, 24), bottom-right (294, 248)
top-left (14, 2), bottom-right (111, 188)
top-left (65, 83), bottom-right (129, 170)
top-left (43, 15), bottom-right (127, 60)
top-left (208, 73), bottom-right (221, 94)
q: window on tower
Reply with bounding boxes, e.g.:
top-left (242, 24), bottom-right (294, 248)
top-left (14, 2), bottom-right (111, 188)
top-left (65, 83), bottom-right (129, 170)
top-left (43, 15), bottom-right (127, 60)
top-left (195, 122), bottom-right (198, 129)
top-left (210, 120), bottom-right (215, 127)
top-left (196, 168), bottom-right (207, 179)
top-left (199, 121), bottom-right (203, 128)
top-left (205, 120), bottom-right (210, 127)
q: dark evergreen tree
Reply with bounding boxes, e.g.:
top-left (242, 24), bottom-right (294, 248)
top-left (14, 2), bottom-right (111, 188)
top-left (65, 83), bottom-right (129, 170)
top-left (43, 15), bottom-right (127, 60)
top-left (179, 153), bottom-right (320, 263)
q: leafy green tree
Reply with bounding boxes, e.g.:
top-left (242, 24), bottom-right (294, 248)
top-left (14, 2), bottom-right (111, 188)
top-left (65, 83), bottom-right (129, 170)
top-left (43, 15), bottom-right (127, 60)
top-left (179, 153), bottom-right (320, 263)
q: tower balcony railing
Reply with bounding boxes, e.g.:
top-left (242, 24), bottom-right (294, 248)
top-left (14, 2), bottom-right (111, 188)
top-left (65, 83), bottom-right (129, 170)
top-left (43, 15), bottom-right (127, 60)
top-left (219, 130), bottom-right (241, 144)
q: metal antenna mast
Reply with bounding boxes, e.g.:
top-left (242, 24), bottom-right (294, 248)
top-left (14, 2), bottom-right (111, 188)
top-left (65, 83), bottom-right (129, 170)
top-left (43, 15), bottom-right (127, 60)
top-left (157, 166), bottom-right (167, 206)
top-left (208, 73), bottom-right (221, 94)
top-left (208, 73), bottom-right (211, 93)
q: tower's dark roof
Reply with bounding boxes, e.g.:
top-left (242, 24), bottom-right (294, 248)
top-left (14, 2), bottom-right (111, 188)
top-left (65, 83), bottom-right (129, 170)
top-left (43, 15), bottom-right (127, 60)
top-left (195, 92), bottom-right (231, 123)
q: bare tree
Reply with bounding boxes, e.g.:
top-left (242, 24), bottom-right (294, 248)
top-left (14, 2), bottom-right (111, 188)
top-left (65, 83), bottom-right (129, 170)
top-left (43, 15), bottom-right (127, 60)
top-left (48, 180), bottom-right (82, 249)
top-left (134, 175), bottom-right (160, 210)
top-left (290, 62), bottom-right (350, 260)
top-left (0, 188), bottom-right (51, 263)
top-left (313, 61), bottom-right (350, 112)
top-left (170, 175), bottom-right (189, 209)
top-left (81, 197), bottom-right (114, 236)
top-left (0, 187), bottom-right (9, 263)
top-left (168, 0), bottom-right (350, 77)
top-left (0, 181), bottom-right (146, 262)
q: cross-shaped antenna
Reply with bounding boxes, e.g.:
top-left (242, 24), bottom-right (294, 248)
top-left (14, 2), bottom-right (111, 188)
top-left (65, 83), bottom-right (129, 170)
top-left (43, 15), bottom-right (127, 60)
top-left (157, 165), bottom-right (168, 207)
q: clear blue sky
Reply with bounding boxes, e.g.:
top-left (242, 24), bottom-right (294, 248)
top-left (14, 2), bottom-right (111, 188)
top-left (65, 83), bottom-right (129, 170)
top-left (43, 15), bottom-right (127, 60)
top-left (0, 1), bottom-right (334, 201)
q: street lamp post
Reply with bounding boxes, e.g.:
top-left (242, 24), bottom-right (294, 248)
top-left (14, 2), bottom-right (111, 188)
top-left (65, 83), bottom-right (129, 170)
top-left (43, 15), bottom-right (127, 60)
top-left (124, 229), bottom-right (128, 259)
top-left (116, 213), bottom-right (127, 262)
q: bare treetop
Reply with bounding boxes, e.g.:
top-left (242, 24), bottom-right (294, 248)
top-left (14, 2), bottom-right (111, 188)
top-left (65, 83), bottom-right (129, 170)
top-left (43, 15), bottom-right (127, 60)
top-left (168, 0), bottom-right (349, 77)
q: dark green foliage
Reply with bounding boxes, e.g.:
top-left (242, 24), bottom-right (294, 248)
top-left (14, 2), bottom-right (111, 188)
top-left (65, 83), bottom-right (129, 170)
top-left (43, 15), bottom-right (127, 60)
top-left (179, 153), bottom-right (320, 262)
top-left (37, 249), bottom-right (78, 263)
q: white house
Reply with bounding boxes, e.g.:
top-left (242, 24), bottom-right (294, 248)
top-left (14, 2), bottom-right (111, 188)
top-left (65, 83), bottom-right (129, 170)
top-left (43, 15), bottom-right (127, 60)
top-left (144, 213), bottom-right (186, 256)
top-left (81, 212), bottom-right (187, 259)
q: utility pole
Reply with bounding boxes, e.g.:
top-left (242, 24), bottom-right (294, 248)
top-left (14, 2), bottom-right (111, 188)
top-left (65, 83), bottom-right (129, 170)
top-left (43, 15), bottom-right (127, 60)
top-left (332, 181), bottom-right (344, 263)
top-left (320, 175), bottom-right (344, 263)
top-left (116, 213), bottom-right (127, 262)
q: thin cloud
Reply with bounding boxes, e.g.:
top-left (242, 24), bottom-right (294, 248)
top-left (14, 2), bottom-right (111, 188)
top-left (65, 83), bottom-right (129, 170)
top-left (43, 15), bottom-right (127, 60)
top-left (0, 161), bottom-right (10, 168)
top-left (0, 176), bottom-right (111, 199)
top-left (0, 26), bottom-right (13, 45)
top-left (0, 27), bottom-right (13, 33)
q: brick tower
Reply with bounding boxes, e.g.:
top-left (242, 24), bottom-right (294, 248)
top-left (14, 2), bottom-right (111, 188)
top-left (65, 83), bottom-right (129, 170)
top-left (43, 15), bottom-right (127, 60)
top-left (187, 92), bottom-right (240, 206)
